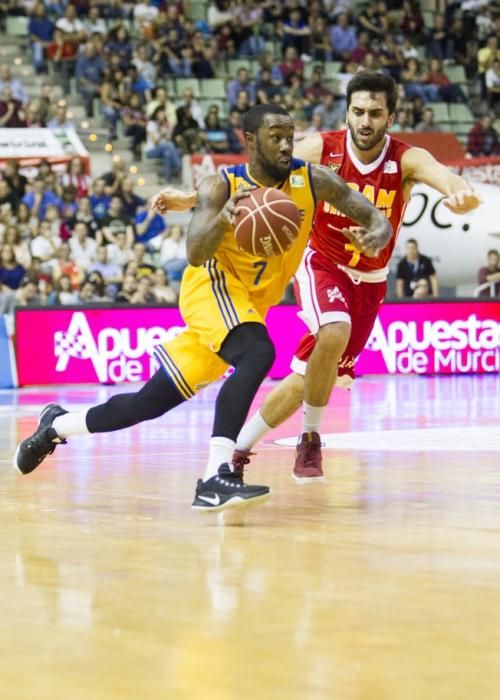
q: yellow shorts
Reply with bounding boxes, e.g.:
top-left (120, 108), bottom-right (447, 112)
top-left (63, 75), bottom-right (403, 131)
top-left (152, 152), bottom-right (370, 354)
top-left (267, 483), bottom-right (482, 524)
top-left (154, 260), bottom-right (266, 399)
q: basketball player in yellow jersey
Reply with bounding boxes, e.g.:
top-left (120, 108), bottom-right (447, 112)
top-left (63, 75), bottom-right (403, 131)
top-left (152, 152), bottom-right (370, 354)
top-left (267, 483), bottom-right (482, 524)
top-left (14, 104), bottom-right (391, 513)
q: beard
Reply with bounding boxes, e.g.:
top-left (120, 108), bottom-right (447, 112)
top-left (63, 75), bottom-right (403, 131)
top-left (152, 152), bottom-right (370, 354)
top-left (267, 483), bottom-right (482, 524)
top-left (255, 138), bottom-right (292, 182)
top-left (347, 119), bottom-right (389, 151)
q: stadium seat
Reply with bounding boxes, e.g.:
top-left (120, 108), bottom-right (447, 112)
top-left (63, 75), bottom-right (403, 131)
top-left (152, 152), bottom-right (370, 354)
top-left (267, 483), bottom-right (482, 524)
top-left (431, 102), bottom-right (451, 123)
top-left (189, 1), bottom-right (208, 22)
top-left (444, 65), bottom-right (467, 85)
top-left (422, 10), bottom-right (436, 28)
top-left (200, 79), bottom-right (227, 100)
top-left (449, 103), bottom-right (474, 123)
top-left (226, 59), bottom-right (253, 79)
top-left (6, 16), bottom-right (28, 36)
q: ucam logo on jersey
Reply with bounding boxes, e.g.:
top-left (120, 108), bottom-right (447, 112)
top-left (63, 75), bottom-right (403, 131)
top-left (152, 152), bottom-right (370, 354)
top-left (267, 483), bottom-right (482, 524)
top-left (357, 302), bottom-right (500, 375)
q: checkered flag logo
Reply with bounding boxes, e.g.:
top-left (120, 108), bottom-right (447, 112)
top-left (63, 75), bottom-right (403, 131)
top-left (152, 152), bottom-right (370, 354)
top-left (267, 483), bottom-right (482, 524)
top-left (54, 312), bottom-right (106, 381)
top-left (54, 329), bottom-right (93, 360)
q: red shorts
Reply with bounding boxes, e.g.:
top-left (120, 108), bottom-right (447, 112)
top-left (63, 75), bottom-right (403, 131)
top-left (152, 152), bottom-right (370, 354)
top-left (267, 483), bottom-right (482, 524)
top-left (292, 247), bottom-right (387, 386)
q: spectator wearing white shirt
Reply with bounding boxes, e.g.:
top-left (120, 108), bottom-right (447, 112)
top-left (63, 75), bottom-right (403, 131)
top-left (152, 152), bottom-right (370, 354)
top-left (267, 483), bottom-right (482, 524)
top-left (158, 224), bottom-right (187, 282)
top-left (69, 221), bottom-right (97, 268)
top-left (30, 220), bottom-right (59, 268)
top-left (486, 59), bottom-right (500, 111)
top-left (106, 230), bottom-right (133, 268)
top-left (83, 7), bottom-right (107, 35)
top-left (55, 5), bottom-right (87, 42)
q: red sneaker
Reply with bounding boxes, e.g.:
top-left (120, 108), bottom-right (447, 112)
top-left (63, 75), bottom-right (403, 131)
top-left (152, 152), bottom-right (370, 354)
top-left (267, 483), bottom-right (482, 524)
top-left (232, 449), bottom-right (254, 479)
top-left (293, 432), bottom-right (324, 483)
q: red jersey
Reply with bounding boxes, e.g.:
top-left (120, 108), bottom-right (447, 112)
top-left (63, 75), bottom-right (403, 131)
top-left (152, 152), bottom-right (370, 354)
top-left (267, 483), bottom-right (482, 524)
top-left (311, 130), bottom-right (411, 272)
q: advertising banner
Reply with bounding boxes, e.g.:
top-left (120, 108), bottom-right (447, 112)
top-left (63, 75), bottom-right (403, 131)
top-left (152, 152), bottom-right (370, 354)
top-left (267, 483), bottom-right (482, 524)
top-left (15, 301), bottom-right (500, 386)
top-left (189, 153), bottom-right (246, 189)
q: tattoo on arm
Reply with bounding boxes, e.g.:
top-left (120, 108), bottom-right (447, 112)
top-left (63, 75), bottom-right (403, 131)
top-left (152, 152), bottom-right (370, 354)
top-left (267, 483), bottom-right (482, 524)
top-left (312, 164), bottom-right (383, 228)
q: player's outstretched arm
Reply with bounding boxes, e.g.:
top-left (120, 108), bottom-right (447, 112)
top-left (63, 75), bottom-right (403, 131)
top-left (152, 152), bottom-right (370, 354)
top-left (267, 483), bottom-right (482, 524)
top-left (187, 176), bottom-right (253, 266)
top-left (310, 164), bottom-right (393, 256)
top-left (402, 147), bottom-right (482, 214)
top-left (151, 186), bottom-right (197, 214)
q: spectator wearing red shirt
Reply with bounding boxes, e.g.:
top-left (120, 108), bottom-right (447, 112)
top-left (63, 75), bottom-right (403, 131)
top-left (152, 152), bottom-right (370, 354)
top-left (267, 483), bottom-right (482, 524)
top-left (0, 87), bottom-right (26, 127)
top-left (467, 114), bottom-right (500, 157)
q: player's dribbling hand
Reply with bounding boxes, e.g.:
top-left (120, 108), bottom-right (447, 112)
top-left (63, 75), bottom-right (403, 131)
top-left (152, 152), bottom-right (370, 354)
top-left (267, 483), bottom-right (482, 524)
top-left (151, 187), bottom-right (197, 214)
top-left (220, 187), bottom-right (256, 227)
top-left (442, 189), bottom-right (482, 214)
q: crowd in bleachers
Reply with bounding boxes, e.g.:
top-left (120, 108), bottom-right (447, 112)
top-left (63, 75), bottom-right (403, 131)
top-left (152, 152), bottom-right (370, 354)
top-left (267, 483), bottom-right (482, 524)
top-left (0, 0), bottom-right (499, 308)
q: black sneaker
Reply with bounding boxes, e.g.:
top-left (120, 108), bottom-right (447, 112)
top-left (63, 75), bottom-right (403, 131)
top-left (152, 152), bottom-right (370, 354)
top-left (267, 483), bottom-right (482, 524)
top-left (13, 403), bottom-right (68, 475)
top-left (192, 463), bottom-right (270, 512)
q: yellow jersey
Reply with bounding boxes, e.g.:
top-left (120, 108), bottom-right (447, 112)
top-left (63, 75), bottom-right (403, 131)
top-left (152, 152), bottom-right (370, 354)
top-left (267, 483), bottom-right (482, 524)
top-left (212, 158), bottom-right (316, 314)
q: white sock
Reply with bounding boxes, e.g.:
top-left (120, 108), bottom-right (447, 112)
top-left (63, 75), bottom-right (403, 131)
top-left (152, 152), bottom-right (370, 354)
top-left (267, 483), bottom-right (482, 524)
top-left (52, 411), bottom-right (90, 439)
top-left (235, 410), bottom-right (272, 451)
top-left (203, 437), bottom-right (236, 481)
top-left (302, 402), bottom-right (326, 434)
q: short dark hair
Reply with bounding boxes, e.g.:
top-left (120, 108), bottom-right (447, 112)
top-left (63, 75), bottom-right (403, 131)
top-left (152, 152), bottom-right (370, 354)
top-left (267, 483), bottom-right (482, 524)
top-left (406, 238), bottom-right (418, 246)
top-left (242, 104), bottom-right (290, 134)
top-left (346, 71), bottom-right (398, 114)
top-left (487, 249), bottom-right (499, 256)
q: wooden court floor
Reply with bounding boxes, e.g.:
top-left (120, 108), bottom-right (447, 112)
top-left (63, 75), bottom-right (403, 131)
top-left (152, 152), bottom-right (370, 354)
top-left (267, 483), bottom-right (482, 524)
top-left (1, 374), bottom-right (499, 700)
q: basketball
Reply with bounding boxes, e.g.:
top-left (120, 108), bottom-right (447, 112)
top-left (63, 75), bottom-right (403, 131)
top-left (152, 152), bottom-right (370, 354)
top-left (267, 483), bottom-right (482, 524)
top-left (233, 188), bottom-right (301, 257)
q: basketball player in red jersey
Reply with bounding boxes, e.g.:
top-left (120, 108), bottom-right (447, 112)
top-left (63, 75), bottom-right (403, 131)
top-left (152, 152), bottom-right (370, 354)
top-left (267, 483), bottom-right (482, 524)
top-left (232, 71), bottom-right (482, 481)
top-left (152, 72), bottom-right (482, 483)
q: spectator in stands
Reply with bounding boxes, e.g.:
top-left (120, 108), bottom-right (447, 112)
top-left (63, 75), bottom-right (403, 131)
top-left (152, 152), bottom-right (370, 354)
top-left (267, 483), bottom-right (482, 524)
top-left (88, 246), bottom-right (122, 290)
top-left (106, 230), bottom-right (133, 268)
top-left (75, 41), bottom-right (105, 119)
top-left (100, 196), bottom-right (134, 247)
top-left (447, 16), bottom-right (473, 77)
top-left (47, 101), bottom-right (75, 131)
top-left (157, 223), bottom-right (187, 282)
top-left (152, 267), bottom-right (177, 304)
top-left (133, 44), bottom-right (157, 92)
top-left (467, 114), bottom-right (500, 157)
top-left (330, 13), bottom-right (357, 63)
top-left (396, 239), bottom-right (438, 298)
top-left (130, 273), bottom-right (157, 304)
top-left (4, 160), bottom-right (27, 200)
top-left (0, 179), bottom-right (19, 210)
top-left (177, 87), bottom-right (205, 129)
top-left (485, 59), bottom-right (500, 112)
top-left (0, 64), bottom-right (28, 104)
top-left (0, 243), bottom-right (25, 290)
top-left (207, 0), bottom-right (232, 32)
top-left (3, 224), bottom-right (31, 269)
top-left (280, 7), bottom-right (311, 57)
top-left (100, 69), bottom-right (126, 141)
top-left (225, 110), bottom-right (243, 153)
top-left (132, 242), bottom-right (155, 277)
top-left (172, 104), bottom-right (206, 155)
top-left (412, 277), bottom-right (432, 299)
top-left (309, 17), bottom-right (332, 62)
top-left (391, 108), bottom-right (413, 132)
top-left (426, 13), bottom-right (452, 62)
top-left (22, 178), bottom-right (61, 221)
top-left (415, 107), bottom-right (441, 132)
top-left (46, 28), bottom-right (78, 94)
top-left (134, 203), bottom-right (167, 246)
top-left (77, 277), bottom-right (101, 304)
top-left (30, 220), bottom-right (58, 269)
top-left (14, 275), bottom-right (39, 307)
top-left (477, 249), bottom-right (500, 297)
top-left (105, 24), bottom-right (133, 67)
top-left (15, 202), bottom-right (37, 241)
top-left (350, 30), bottom-right (371, 66)
top-left (83, 6), bottom-right (107, 36)
top-left (146, 86), bottom-right (177, 127)
top-left (69, 221), bottom-right (97, 268)
top-left (227, 67), bottom-right (256, 109)
top-left (121, 93), bottom-right (147, 160)
top-left (145, 106), bottom-right (182, 183)
top-left (50, 274), bottom-right (77, 305)
top-left (401, 58), bottom-right (440, 103)
top-left (256, 51), bottom-right (283, 86)
top-left (312, 92), bottom-right (345, 131)
top-left (25, 100), bottom-right (46, 127)
top-left (50, 242), bottom-right (84, 289)
top-left (400, 0), bottom-right (424, 42)
top-left (256, 68), bottom-right (282, 104)
top-left (279, 46), bottom-right (304, 83)
top-left (119, 178), bottom-right (146, 219)
top-left (359, 0), bottom-right (388, 40)
top-left (60, 156), bottom-right (90, 199)
top-left (478, 35), bottom-right (500, 99)
top-left (204, 109), bottom-right (231, 154)
top-left (28, 3), bottom-right (55, 74)
top-left (89, 178), bottom-right (111, 221)
top-left (101, 158), bottom-right (127, 197)
top-left (0, 86), bottom-right (26, 128)
top-left (424, 58), bottom-right (467, 104)
top-left (115, 272), bottom-right (137, 303)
